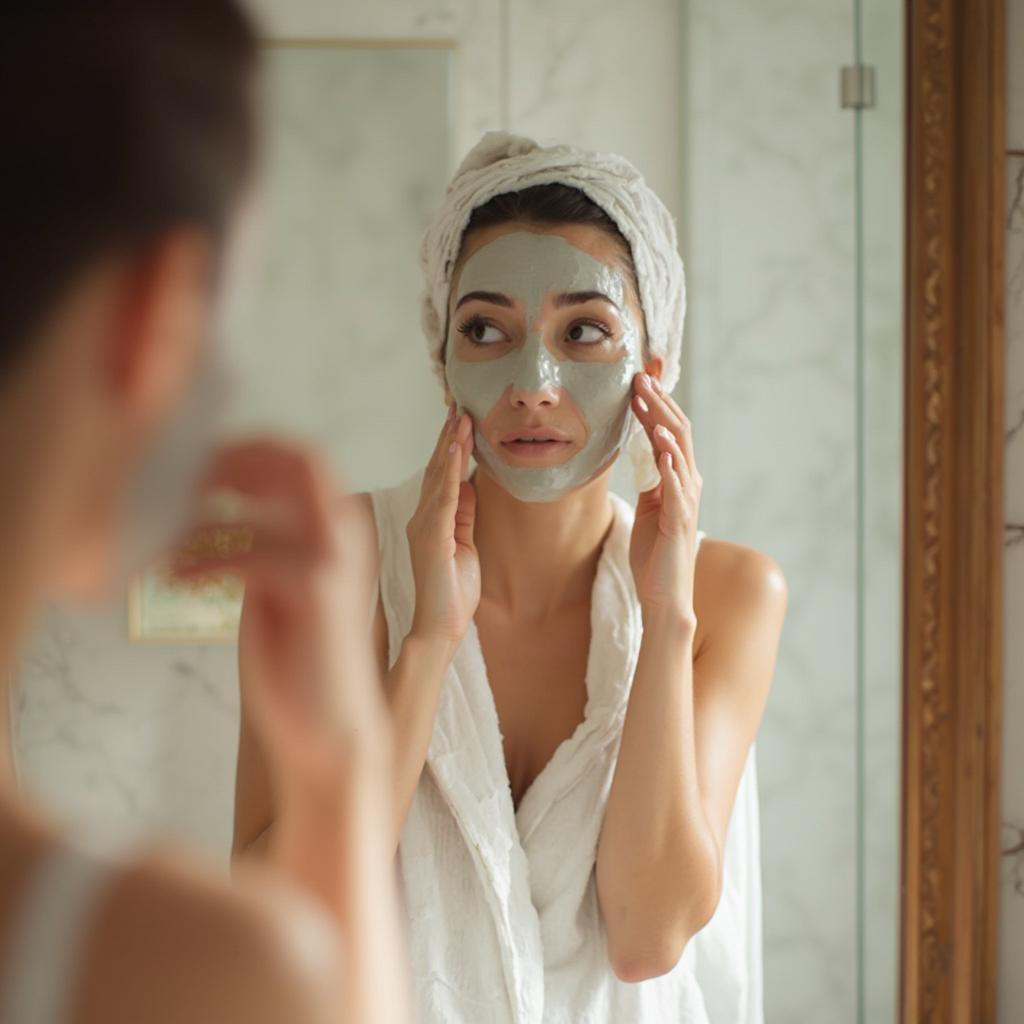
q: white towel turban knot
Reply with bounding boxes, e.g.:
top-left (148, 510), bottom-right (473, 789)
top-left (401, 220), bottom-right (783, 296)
top-left (418, 131), bottom-right (687, 493)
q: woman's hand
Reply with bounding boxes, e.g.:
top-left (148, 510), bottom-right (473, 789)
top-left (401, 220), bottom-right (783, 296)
top-left (406, 406), bottom-right (479, 653)
top-left (628, 373), bottom-right (703, 622)
top-left (168, 439), bottom-right (387, 790)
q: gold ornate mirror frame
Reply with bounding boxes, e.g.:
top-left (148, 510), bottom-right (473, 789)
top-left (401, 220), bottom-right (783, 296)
top-left (902, 0), bottom-right (1006, 1020)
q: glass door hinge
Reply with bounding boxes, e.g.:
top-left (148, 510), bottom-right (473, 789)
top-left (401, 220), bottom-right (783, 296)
top-left (841, 64), bottom-right (876, 109)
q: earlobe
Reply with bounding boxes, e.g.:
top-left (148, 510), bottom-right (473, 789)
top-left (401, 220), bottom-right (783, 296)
top-left (644, 355), bottom-right (664, 383)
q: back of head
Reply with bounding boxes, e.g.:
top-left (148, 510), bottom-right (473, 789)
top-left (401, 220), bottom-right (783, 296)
top-left (0, 0), bottom-right (259, 378)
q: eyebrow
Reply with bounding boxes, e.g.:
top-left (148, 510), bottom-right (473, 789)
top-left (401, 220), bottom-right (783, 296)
top-left (553, 290), bottom-right (620, 311)
top-left (454, 290), bottom-right (515, 311)
top-left (455, 289), bottom-right (621, 312)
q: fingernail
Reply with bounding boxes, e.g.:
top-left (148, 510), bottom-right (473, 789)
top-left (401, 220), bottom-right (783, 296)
top-left (636, 396), bottom-right (649, 414)
top-left (665, 452), bottom-right (673, 468)
top-left (449, 441), bottom-right (458, 454)
top-left (655, 424), bottom-right (670, 440)
top-left (641, 373), bottom-right (652, 390)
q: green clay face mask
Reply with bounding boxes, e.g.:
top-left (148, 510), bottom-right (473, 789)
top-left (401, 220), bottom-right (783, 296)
top-left (445, 231), bottom-right (643, 503)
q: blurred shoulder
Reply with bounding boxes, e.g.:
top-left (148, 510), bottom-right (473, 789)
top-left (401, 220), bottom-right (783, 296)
top-left (77, 845), bottom-right (339, 1024)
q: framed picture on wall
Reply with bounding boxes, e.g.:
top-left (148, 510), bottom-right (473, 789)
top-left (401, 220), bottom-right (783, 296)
top-left (128, 526), bottom-right (246, 643)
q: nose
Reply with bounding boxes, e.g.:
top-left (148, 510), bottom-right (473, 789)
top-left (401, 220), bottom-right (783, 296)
top-left (508, 331), bottom-right (560, 410)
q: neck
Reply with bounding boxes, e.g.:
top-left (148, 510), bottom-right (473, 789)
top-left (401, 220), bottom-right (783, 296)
top-left (471, 463), bottom-right (615, 620)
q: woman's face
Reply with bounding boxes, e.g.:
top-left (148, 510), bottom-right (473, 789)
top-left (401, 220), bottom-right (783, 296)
top-left (445, 221), bottom-right (650, 503)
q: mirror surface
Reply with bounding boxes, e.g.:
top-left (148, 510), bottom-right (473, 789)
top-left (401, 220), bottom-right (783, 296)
top-left (12, 9), bottom-right (904, 1021)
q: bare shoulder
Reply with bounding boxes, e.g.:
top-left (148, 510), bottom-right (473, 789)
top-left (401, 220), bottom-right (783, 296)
top-left (77, 846), bottom-right (339, 1024)
top-left (696, 536), bottom-right (788, 601)
top-left (693, 537), bottom-right (788, 651)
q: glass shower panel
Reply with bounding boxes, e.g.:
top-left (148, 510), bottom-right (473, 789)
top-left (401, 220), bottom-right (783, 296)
top-left (854, 0), bottom-right (904, 1020)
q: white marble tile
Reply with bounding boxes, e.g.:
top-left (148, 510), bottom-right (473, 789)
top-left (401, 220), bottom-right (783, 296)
top-left (1001, 9), bottom-right (1024, 1003)
top-left (1009, 0), bottom-right (1024, 152)
top-left (243, 0), bottom-right (503, 160)
top-left (226, 45), bottom-right (453, 493)
top-left (1000, 152), bottom-right (1024, 1024)
top-left (675, 0), bottom-right (903, 1019)
top-left (14, 603), bottom-right (239, 858)
top-left (505, 0), bottom-right (684, 223)
top-left (680, 2), bottom-right (876, 1020)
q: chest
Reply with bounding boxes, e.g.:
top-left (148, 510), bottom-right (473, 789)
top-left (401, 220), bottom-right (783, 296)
top-left (475, 600), bottom-right (593, 810)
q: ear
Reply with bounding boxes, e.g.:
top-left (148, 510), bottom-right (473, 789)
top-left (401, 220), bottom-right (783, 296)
top-left (643, 354), bottom-right (664, 382)
top-left (105, 228), bottom-right (215, 429)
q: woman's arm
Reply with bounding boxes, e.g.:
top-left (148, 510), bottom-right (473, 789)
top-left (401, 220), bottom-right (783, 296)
top-left (596, 371), bottom-right (787, 983)
top-left (233, 407), bottom-right (479, 862)
top-left (379, 626), bottom-right (458, 842)
top-left (596, 545), bottom-right (785, 981)
top-left (378, 407), bottom-right (479, 848)
top-left (234, 600), bottom-right (458, 860)
top-left (236, 617), bottom-right (460, 865)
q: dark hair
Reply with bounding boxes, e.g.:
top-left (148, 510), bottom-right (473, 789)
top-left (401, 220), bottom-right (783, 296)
top-left (0, 0), bottom-right (259, 378)
top-left (450, 183), bottom-right (647, 357)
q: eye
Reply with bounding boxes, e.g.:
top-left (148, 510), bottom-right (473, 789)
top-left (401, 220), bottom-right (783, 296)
top-left (566, 320), bottom-right (611, 344)
top-left (457, 317), bottom-right (508, 345)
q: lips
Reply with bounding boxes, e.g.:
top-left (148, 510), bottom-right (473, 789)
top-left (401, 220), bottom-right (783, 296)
top-left (498, 426), bottom-right (573, 461)
top-left (499, 427), bottom-right (571, 444)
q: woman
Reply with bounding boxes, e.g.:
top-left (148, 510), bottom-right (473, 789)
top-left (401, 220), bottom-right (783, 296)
top-left (0, 3), bottom-right (407, 1022)
top-left (236, 132), bottom-right (786, 1022)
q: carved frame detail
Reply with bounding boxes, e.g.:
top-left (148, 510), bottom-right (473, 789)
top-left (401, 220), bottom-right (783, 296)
top-left (902, 0), bottom-right (1005, 1020)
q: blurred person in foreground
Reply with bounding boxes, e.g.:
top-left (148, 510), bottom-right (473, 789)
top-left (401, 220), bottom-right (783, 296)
top-left (0, 3), bottom-right (409, 1022)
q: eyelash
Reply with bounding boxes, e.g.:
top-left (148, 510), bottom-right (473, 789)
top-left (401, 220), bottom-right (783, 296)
top-left (567, 318), bottom-right (613, 344)
top-left (456, 316), bottom-right (502, 345)
top-left (456, 315), bottom-right (613, 346)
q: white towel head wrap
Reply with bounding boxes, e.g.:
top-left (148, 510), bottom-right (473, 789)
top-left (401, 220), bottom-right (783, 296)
top-left (418, 131), bottom-right (686, 492)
